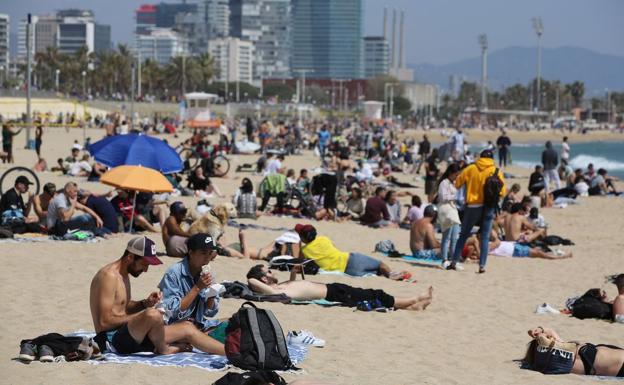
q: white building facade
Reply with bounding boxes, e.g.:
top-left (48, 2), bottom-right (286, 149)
top-left (136, 28), bottom-right (187, 66)
top-left (208, 37), bottom-right (253, 84)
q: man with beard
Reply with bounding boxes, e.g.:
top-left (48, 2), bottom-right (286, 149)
top-left (246, 265), bottom-right (433, 311)
top-left (90, 236), bottom-right (224, 355)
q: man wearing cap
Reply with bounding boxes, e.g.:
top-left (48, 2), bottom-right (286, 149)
top-left (162, 201), bottom-right (192, 257)
top-left (91, 236), bottom-right (224, 355)
top-left (158, 233), bottom-right (226, 353)
top-left (295, 224), bottom-right (410, 280)
top-left (0, 176), bottom-right (41, 233)
top-left (448, 149), bottom-right (506, 273)
top-left (410, 205), bottom-right (441, 260)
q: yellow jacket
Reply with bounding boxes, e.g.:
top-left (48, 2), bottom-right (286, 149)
top-left (455, 157), bottom-right (506, 205)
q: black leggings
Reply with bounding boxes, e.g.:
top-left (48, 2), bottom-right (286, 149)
top-left (499, 148), bottom-right (508, 167)
top-left (325, 283), bottom-right (395, 308)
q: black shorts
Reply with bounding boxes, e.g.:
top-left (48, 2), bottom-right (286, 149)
top-left (95, 324), bottom-right (155, 354)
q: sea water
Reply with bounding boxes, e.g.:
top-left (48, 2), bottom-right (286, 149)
top-left (470, 141), bottom-right (624, 179)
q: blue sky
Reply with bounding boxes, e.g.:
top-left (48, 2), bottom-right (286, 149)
top-left (2, 0), bottom-right (623, 64)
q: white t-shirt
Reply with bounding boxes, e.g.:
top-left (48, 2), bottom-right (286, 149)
top-left (265, 159), bottom-right (282, 175)
top-left (68, 161), bottom-right (92, 176)
top-left (46, 193), bottom-right (70, 228)
top-left (561, 142), bottom-right (570, 161)
top-left (490, 241), bottom-right (515, 257)
top-left (407, 205), bottom-right (424, 223)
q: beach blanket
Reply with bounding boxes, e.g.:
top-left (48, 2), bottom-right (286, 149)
top-left (70, 331), bottom-right (308, 372)
top-left (380, 251), bottom-right (443, 267)
top-left (0, 235), bottom-right (101, 244)
top-left (318, 269), bottom-right (377, 277)
top-left (227, 220), bottom-right (291, 233)
top-left (292, 299), bottom-right (342, 307)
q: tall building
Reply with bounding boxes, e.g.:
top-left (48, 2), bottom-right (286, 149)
top-left (292, 0), bottom-right (364, 80)
top-left (135, 4), bottom-right (157, 35)
top-left (208, 37), bottom-right (253, 84)
top-left (363, 36), bottom-right (388, 78)
top-left (17, 16), bottom-right (37, 62)
top-left (230, 0), bottom-right (292, 83)
top-left (136, 28), bottom-right (187, 66)
top-left (0, 14), bottom-right (9, 75)
top-left (202, 0), bottom-right (229, 40)
top-left (155, 2), bottom-right (197, 29)
top-left (34, 15), bottom-right (59, 54)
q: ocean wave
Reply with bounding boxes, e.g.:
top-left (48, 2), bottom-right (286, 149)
top-left (511, 161), bottom-right (537, 169)
top-left (511, 143), bottom-right (544, 148)
top-left (569, 155), bottom-right (624, 171)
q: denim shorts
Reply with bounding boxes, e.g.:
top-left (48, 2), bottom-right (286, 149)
top-left (344, 252), bottom-right (381, 276)
top-left (512, 244), bottom-right (531, 258)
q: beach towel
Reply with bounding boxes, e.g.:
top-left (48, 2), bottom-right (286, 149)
top-left (291, 299), bottom-right (342, 307)
top-left (227, 220), bottom-right (291, 233)
top-left (318, 269), bottom-right (377, 277)
top-left (70, 331), bottom-right (308, 372)
top-left (0, 234), bottom-right (102, 244)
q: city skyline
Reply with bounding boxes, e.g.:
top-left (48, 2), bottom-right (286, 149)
top-left (1, 0), bottom-right (622, 65)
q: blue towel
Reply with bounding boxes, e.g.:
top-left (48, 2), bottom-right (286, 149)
top-left (71, 331), bottom-right (308, 372)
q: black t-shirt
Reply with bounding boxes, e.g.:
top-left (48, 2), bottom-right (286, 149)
top-left (0, 188), bottom-right (25, 213)
top-left (425, 156), bottom-right (439, 181)
top-left (496, 135), bottom-right (511, 149)
top-left (188, 173), bottom-right (210, 191)
top-left (419, 140), bottom-right (431, 155)
top-left (86, 195), bottom-right (119, 233)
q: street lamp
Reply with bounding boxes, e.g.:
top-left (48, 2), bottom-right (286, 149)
top-left (0, 65), bottom-right (4, 87)
top-left (532, 17), bottom-right (544, 112)
top-left (384, 82), bottom-right (398, 119)
top-left (81, 70), bottom-right (87, 99)
top-left (55, 69), bottom-right (60, 92)
top-left (478, 34), bottom-right (488, 110)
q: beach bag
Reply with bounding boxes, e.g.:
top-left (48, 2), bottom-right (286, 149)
top-left (1, 209), bottom-right (25, 227)
top-left (571, 292), bottom-right (612, 320)
top-left (483, 168), bottom-right (504, 208)
top-left (225, 302), bottom-right (295, 371)
top-left (532, 335), bottom-right (577, 374)
top-left (213, 370), bottom-right (287, 385)
top-left (269, 256), bottom-right (319, 275)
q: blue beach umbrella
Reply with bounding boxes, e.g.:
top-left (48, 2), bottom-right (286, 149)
top-left (88, 134), bottom-right (182, 174)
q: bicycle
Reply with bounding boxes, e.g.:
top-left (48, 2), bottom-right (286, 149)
top-left (176, 146), bottom-right (231, 177)
top-left (0, 166), bottom-right (41, 197)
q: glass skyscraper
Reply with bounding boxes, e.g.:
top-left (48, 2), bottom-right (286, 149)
top-left (292, 0), bottom-right (363, 79)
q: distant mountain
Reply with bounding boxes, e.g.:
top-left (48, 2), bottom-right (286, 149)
top-left (410, 46), bottom-right (624, 95)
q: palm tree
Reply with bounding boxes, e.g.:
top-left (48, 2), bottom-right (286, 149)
top-left (141, 58), bottom-right (162, 96)
top-left (196, 53), bottom-right (215, 90)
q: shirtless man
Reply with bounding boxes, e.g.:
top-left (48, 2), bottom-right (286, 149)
top-left (409, 205), bottom-right (441, 259)
top-left (612, 274), bottom-right (624, 323)
top-left (247, 265), bottom-right (433, 311)
top-left (503, 203), bottom-right (546, 243)
top-left (32, 183), bottom-right (56, 225)
top-left (163, 201), bottom-right (191, 257)
top-left (90, 236), bottom-right (224, 355)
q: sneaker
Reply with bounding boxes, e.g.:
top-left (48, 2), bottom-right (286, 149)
top-left (535, 303), bottom-right (560, 315)
top-left (441, 260), bottom-right (451, 269)
top-left (287, 330), bottom-right (325, 348)
top-left (19, 342), bottom-right (37, 362)
top-left (38, 345), bottom-right (54, 362)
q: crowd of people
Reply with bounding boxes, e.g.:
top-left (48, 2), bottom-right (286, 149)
top-left (3, 116), bottom-right (623, 381)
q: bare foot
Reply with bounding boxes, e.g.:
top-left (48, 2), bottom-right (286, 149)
top-left (158, 344), bottom-right (188, 355)
top-left (238, 229), bottom-right (248, 258)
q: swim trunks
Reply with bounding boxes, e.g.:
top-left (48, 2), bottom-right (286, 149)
top-left (94, 324), bottom-right (155, 354)
top-left (512, 243), bottom-right (531, 258)
top-left (412, 249), bottom-right (441, 260)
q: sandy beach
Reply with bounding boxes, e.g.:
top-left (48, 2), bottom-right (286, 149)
top-left (0, 125), bottom-right (622, 385)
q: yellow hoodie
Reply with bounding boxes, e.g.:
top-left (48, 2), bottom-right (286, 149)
top-left (455, 157), bottom-right (506, 205)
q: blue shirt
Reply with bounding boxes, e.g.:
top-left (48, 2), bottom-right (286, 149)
top-left (318, 130), bottom-right (330, 146)
top-left (86, 195), bottom-right (118, 233)
top-left (158, 257), bottom-right (221, 330)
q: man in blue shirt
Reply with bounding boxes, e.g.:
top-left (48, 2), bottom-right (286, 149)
top-left (159, 233), bottom-right (226, 345)
top-left (317, 125), bottom-right (330, 164)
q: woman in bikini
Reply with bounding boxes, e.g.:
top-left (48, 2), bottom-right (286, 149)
top-left (524, 326), bottom-right (624, 377)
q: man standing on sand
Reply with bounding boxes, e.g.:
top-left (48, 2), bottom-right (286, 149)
top-left (90, 236), bottom-right (225, 355)
top-left (247, 265), bottom-right (433, 311)
top-left (542, 141), bottom-right (561, 193)
top-left (496, 130), bottom-right (511, 167)
top-left (447, 149), bottom-right (506, 273)
top-left (415, 134), bottom-right (431, 174)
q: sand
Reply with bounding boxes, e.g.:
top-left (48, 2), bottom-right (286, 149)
top-left (0, 125), bottom-right (623, 385)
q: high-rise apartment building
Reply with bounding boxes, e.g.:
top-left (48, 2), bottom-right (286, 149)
top-left (136, 28), bottom-right (187, 66)
top-left (203, 0), bottom-right (229, 40)
top-left (135, 4), bottom-right (157, 35)
top-left (34, 15), bottom-right (59, 54)
top-left (155, 3), bottom-right (197, 29)
top-left (17, 16), bottom-right (37, 62)
top-left (363, 36), bottom-right (389, 78)
top-left (230, 0), bottom-right (291, 83)
top-left (292, 0), bottom-right (364, 80)
top-left (0, 14), bottom-right (9, 75)
top-left (208, 37), bottom-right (253, 84)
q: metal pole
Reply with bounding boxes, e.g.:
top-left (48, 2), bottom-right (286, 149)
top-left (556, 85), bottom-right (560, 117)
top-left (536, 33), bottom-right (542, 111)
top-left (55, 69), bottom-right (60, 92)
top-left (182, 54), bottom-right (186, 95)
top-left (236, 80), bottom-right (240, 102)
top-left (130, 62), bottom-right (135, 130)
top-left (26, 14), bottom-right (32, 148)
top-left (137, 50), bottom-right (142, 98)
top-left (389, 85), bottom-right (394, 120)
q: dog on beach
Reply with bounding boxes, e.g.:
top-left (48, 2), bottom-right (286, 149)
top-left (188, 202), bottom-right (237, 237)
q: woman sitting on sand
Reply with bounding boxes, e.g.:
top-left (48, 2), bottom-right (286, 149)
top-left (524, 326), bottom-right (623, 377)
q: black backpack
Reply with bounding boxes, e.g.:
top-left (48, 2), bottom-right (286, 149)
top-left (483, 168), bottom-right (504, 208)
top-left (225, 302), bottom-right (295, 371)
top-left (571, 292), bottom-right (613, 320)
top-left (213, 370), bottom-right (287, 385)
